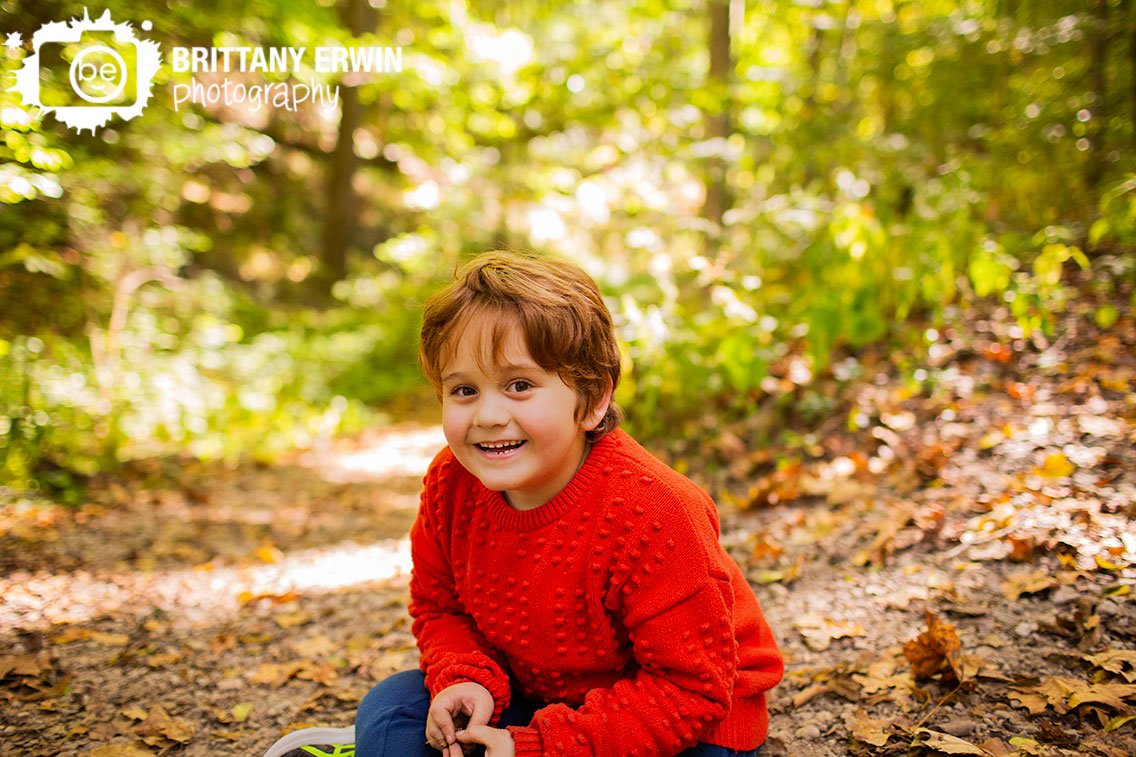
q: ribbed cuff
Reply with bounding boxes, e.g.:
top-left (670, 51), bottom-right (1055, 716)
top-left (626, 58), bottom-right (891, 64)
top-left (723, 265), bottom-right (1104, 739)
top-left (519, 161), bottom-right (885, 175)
top-left (505, 726), bottom-right (543, 756)
top-left (428, 658), bottom-right (513, 723)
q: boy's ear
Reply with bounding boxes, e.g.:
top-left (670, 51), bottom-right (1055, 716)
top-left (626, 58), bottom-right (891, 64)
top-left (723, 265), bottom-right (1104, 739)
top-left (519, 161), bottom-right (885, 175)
top-left (584, 380), bottom-right (614, 431)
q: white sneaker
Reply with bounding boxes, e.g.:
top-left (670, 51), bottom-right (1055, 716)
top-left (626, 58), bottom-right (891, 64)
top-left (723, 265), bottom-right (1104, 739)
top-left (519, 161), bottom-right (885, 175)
top-left (262, 725), bottom-right (356, 757)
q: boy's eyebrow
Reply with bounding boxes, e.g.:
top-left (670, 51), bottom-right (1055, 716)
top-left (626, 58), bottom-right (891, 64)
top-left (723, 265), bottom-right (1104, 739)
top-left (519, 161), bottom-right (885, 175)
top-left (441, 362), bottom-right (542, 384)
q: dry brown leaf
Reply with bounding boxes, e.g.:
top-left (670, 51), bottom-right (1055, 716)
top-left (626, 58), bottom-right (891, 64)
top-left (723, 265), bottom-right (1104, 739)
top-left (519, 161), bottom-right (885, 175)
top-left (290, 634), bottom-right (337, 659)
top-left (1085, 650), bottom-right (1136, 682)
top-left (0, 654), bottom-right (47, 679)
top-left (793, 612), bottom-right (866, 651)
top-left (743, 460), bottom-right (803, 508)
top-left (1001, 571), bottom-right (1058, 601)
top-left (1009, 677), bottom-right (1078, 715)
top-left (848, 709), bottom-right (892, 747)
top-left (85, 743), bottom-right (153, 757)
top-left (88, 631), bottom-right (130, 646)
top-left (250, 661), bottom-right (303, 687)
top-left (50, 627), bottom-right (92, 645)
top-left (131, 704), bottom-right (196, 746)
top-left (915, 728), bottom-right (991, 755)
top-left (978, 738), bottom-right (1013, 755)
top-left (274, 611), bottom-right (312, 629)
top-left (1067, 681), bottom-right (1136, 710)
top-left (295, 660), bottom-right (339, 687)
top-left (903, 610), bottom-right (964, 682)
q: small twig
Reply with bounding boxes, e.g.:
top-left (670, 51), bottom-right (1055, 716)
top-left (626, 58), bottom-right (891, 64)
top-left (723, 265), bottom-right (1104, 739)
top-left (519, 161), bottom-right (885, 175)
top-left (912, 680), bottom-right (964, 731)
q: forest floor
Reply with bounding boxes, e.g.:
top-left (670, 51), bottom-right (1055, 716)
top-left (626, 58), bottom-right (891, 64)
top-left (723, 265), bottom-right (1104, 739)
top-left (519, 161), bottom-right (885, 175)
top-left (1, 294), bottom-right (1135, 757)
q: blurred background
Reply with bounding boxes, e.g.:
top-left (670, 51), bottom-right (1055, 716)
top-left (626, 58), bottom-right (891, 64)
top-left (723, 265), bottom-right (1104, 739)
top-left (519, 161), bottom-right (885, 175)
top-left (1, 0), bottom-right (1133, 502)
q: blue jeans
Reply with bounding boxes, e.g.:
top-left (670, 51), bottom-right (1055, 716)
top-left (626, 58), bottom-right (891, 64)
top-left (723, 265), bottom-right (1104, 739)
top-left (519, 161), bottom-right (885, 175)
top-left (355, 669), bottom-right (761, 757)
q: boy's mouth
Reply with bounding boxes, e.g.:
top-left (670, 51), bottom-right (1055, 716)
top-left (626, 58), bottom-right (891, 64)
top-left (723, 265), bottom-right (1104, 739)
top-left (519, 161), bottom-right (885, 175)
top-left (474, 440), bottom-right (526, 455)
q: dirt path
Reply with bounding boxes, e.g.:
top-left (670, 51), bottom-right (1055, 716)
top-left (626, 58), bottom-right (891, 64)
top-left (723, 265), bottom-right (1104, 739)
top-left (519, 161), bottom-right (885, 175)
top-left (1, 306), bottom-right (1134, 756)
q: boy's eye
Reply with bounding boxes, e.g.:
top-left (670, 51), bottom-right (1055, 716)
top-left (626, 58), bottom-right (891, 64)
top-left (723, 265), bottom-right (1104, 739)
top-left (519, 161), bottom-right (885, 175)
top-left (508, 379), bottom-right (532, 393)
top-left (449, 385), bottom-right (477, 398)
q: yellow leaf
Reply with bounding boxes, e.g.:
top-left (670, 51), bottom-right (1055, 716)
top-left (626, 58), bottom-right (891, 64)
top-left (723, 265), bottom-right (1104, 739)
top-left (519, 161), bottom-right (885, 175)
top-left (1008, 737), bottom-right (1044, 755)
top-left (1095, 555), bottom-right (1126, 571)
top-left (231, 702), bottom-right (253, 723)
top-left (1105, 714), bottom-right (1136, 732)
top-left (89, 631), bottom-right (130, 646)
top-left (1037, 451), bottom-right (1074, 479)
top-left (254, 544), bottom-right (283, 564)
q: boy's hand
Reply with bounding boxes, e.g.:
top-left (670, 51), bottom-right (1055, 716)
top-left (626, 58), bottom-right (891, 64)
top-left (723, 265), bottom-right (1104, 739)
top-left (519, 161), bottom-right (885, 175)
top-left (456, 725), bottom-right (515, 756)
top-left (426, 681), bottom-right (494, 757)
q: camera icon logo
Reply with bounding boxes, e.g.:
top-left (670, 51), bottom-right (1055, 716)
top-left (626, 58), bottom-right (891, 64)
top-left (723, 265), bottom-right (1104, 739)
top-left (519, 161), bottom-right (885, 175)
top-left (9, 9), bottom-right (162, 134)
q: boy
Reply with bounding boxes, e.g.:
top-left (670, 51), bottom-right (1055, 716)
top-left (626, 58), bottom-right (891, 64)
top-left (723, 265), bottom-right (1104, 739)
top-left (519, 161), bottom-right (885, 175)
top-left (360, 251), bottom-right (782, 757)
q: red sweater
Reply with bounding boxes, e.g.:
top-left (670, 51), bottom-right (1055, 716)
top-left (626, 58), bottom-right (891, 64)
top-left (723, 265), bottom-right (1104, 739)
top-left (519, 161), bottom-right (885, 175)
top-left (408, 429), bottom-right (783, 757)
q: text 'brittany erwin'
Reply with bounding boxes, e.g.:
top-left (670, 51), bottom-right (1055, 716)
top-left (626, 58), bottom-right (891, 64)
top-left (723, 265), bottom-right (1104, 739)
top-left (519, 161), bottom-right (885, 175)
top-left (168, 46), bottom-right (404, 74)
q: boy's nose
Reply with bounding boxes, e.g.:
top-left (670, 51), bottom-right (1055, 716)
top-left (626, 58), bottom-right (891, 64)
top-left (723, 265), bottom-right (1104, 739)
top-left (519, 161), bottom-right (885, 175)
top-left (473, 394), bottom-right (509, 427)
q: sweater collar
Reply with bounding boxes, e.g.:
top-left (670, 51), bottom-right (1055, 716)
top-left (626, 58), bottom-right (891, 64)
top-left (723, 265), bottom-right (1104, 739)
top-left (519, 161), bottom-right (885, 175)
top-left (479, 429), bottom-right (625, 532)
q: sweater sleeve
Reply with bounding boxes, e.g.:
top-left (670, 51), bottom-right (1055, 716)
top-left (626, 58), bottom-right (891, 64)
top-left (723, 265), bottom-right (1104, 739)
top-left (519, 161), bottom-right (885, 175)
top-left (408, 454), bottom-right (513, 722)
top-left (506, 493), bottom-right (739, 757)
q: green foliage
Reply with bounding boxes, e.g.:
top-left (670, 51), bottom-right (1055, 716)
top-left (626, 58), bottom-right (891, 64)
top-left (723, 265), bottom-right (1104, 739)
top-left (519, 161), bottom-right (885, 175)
top-left (2, 0), bottom-right (1133, 497)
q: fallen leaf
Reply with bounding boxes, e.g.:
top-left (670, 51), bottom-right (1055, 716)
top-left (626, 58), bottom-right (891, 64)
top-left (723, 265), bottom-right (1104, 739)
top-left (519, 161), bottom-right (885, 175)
top-left (1036, 451), bottom-right (1074, 479)
top-left (85, 744), bottom-right (153, 757)
top-left (978, 738), bottom-right (1012, 755)
top-left (914, 728), bottom-right (990, 755)
top-left (848, 709), bottom-right (892, 747)
top-left (1067, 681), bottom-right (1136, 710)
top-left (290, 634), bottom-right (337, 659)
top-left (1105, 714), bottom-right (1136, 732)
top-left (274, 611), bottom-right (312, 629)
top-left (0, 654), bottom-right (46, 678)
top-left (89, 631), bottom-right (130, 646)
top-left (1002, 571), bottom-right (1058, 601)
top-left (1009, 677), bottom-right (1077, 715)
top-left (1085, 650), bottom-right (1136, 682)
top-left (794, 612), bottom-right (866, 651)
top-left (250, 662), bottom-right (303, 687)
top-left (1094, 554), bottom-right (1126, 571)
top-left (131, 704), bottom-right (196, 746)
top-left (254, 543), bottom-right (284, 564)
top-left (903, 610), bottom-right (964, 681)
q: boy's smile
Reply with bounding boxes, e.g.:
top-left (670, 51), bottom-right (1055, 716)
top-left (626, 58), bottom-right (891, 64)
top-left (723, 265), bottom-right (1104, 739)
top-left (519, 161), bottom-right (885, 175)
top-left (440, 315), bottom-right (607, 511)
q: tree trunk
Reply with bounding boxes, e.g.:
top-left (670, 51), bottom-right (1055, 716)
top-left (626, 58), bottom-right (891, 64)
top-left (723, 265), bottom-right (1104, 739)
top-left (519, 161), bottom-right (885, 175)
top-left (320, 0), bottom-right (374, 286)
top-left (702, 0), bottom-right (733, 231)
top-left (1085, 0), bottom-right (1109, 192)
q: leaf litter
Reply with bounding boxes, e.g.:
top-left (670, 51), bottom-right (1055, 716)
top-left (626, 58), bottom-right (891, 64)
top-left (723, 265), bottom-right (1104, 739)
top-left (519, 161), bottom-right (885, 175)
top-left (0, 288), bottom-right (1134, 755)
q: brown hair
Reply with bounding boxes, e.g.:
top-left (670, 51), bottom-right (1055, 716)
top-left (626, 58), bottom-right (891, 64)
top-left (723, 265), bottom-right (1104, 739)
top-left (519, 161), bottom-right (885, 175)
top-left (420, 251), bottom-right (622, 440)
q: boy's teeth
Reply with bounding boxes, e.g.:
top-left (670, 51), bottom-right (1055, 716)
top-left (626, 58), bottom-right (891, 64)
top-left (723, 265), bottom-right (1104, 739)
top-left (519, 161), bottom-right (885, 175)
top-left (479, 441), bottom-right (523, 449)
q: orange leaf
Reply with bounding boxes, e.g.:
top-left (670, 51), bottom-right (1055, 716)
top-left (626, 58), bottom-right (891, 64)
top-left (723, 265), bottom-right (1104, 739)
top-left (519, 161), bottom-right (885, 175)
top-left (903, 610), bottom-right (964, 681)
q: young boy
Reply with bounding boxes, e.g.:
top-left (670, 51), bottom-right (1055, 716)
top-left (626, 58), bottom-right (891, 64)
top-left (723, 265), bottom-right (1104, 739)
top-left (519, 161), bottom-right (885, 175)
top-left (355, 251), bottom-right (783, 757)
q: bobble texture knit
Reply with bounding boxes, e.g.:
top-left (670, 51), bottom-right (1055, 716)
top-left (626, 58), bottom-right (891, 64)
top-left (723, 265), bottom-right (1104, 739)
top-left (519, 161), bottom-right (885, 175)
top-left (408, 429), bottom-right (784, 757)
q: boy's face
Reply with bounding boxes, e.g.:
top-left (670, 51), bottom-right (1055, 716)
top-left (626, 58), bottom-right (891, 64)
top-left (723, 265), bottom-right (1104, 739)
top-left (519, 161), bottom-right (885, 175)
top-left (439, 316), bottom-right (606, 510)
